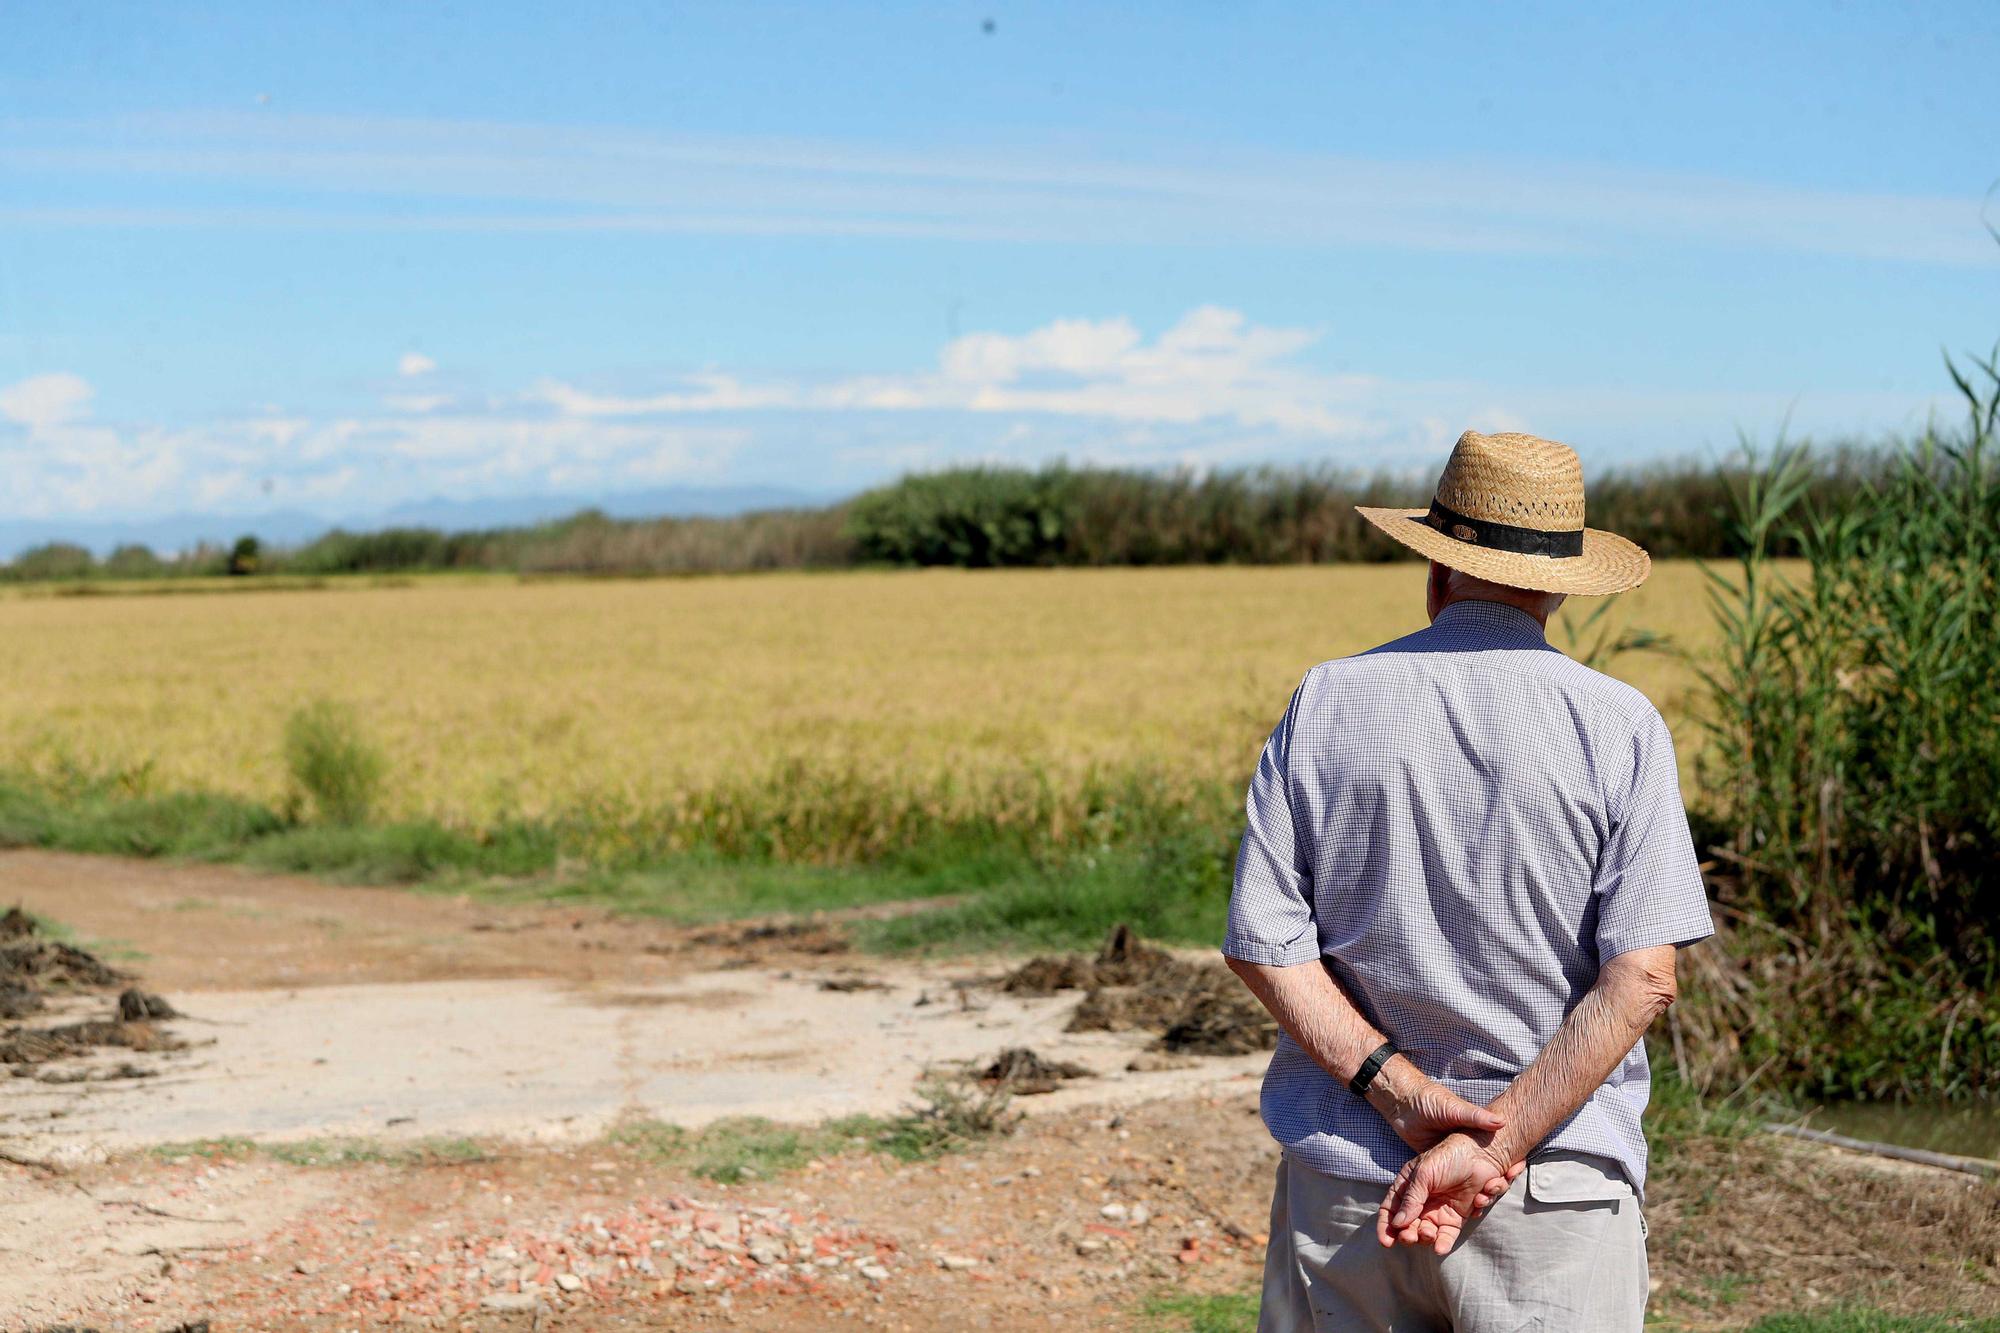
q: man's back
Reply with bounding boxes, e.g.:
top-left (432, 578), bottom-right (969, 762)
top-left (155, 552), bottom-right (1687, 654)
top-left (1224, 598), bottom-right (1712, 1193)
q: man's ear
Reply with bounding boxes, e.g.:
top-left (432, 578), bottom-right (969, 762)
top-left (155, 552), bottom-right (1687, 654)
top-left (1426, 561), bottom-right (1448, 622)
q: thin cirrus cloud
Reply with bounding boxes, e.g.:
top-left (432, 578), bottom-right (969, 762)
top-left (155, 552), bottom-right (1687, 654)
top-left (2, 111), bottom-right (1995, 264)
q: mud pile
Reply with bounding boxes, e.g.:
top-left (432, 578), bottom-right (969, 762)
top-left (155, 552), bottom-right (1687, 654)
top-left (678, 919), bottom-right (850, 958)
top-left (999, 924), bottom-right (1277, 1056)
top-left (978, 1046), bottom-right (1093, 1094)
top-left (0, 907), bottom-right (184, 1079)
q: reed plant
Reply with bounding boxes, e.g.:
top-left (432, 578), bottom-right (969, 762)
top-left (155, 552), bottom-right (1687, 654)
top-left (1689, 348), bottom-right (2000, 1100)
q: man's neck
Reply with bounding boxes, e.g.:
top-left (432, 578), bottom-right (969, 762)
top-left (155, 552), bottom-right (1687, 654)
top-left (1432, 591), bottom-right (1556, 630)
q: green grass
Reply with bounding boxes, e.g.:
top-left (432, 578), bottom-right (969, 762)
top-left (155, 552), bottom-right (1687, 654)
top-left (150, 1135), bottom-right (490, 1167)
top-left (1742, 1313), bottom-right (2000, 1332)
top-left (1130, 1293), bottom-right (2000, 1333)
top-left (0, 766), bottom-right (1233, 955)
top-left (611, 1115), bottom-right (892, 1184)
top-left (860, 828), bottom-right (1232, 954)
top-left (1643, 1068), bottom-right (1757, 1161)
top-left (610, 1078), bottom-right (1021, 1182)
top-left (1141, 1290), bottom-right (1260, 1332)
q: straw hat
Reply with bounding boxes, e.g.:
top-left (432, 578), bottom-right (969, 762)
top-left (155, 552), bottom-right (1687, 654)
top-left (1356, 430), bottom-right (1650, 596)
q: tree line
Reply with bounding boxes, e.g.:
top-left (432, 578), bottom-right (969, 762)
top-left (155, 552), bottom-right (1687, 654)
top-left (2, 448), bottom-right (1894, 582)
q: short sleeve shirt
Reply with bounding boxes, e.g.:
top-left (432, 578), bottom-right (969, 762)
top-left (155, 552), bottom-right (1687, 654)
top-left (1222, 599), bottom-right (1714, 1195)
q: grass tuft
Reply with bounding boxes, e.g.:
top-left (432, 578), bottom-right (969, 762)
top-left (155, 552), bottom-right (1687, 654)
top-left (1141, 1289), bottom-right (1261, 1332)
top-left (283, 699), bottom-right (387, 826)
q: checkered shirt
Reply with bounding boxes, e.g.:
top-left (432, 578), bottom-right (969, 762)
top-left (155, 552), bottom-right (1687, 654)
top-left (1222, 599), bottom-right (1714, 1195)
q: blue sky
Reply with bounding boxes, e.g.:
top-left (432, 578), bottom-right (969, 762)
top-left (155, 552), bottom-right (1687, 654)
top-left (2, 1), bottom-right (1998, 530)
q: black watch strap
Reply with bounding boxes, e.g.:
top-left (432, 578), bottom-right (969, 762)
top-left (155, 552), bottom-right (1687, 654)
top-left (1348, 1040), bottom-right (1399, 1097)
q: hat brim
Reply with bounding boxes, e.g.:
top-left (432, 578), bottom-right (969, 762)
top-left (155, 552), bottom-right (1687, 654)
top-left (1354, 507), bottom-right (1650, 596)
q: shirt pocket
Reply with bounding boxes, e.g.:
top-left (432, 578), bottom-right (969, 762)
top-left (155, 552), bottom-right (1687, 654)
top-left (1525, 1151), bottom-right (1635, 1205)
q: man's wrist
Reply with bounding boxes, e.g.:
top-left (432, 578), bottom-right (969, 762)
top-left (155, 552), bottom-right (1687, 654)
top-left (1481, 1099), bottom-right (1524, 1170)
top-left (1362, 1053), bottom-right (1420, 1119)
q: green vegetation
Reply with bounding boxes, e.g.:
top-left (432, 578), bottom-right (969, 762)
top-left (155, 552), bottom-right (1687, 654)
top-left (2, 451), bottom-right (1893, 583)
top-left (608, 1116), bottom-right (890, 1183)
top-left (611, 1078), bottom-right (1019, 1181)
top-left (152, 1135), bottom-right (490, 1167)
top-left (1741, 1313), bottom-right (2000, 1332)
top-left (1141, 1289), bottom-right (1261, 1332)
top-left (1687, 347), bottom-right (2000, 1101)
top-left (282, 699), bottom-right (388, 825)
top-left (0, 758), bottom-right (1234, 954)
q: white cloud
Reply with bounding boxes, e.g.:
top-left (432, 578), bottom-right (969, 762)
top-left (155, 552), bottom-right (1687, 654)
top-left (0, 404), bottom-right (744, 522)
top-left (0, 372), bottom-right (94, 429)
top-left (398, 351), bottom-right (437, 377)
top-left (4, 111), bottom-right (1996, 265)
top-left (532, 372), bottom-right (797, 416)
top-left (538, 308), bottom-right (1367, 435)
top-left (383, 393), bottom-right (451, 414)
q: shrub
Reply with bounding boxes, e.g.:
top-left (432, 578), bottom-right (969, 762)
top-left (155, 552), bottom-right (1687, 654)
top-left (6, 541), bottom-right (94, 581)
top-left (101, 544), bottom-right (165, 578)
top-left (845, 467), bottom-right (1075, 566)
top-left (282, 699), bottom-right (387, 825)
top-left (227, 535), bottom-right (262, 576)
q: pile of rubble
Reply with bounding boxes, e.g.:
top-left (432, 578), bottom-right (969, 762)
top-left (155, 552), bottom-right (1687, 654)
top-left (1001, 924), bottom-right (1276, 1056)
top-left (0, 907), bottom-right (184, 1080)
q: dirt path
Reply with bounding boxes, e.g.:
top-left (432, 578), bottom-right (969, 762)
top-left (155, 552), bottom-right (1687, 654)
top-left (1, 848), bottom-right (704, 990)
top-left (0, 851), bottom-right (1265, 1159)
top-left (0, 851), bottom-right (1267, 1323)
top-left (5, 850), bottom-right (2000, 1331)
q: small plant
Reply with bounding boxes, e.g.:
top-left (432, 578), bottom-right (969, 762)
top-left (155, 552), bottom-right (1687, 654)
top-left (876, 1070), bottom-right (1023, 1160)
top-left (283, 699), bottom-right (387, 825)
top-left (228, 534), bottom-right (262, 576)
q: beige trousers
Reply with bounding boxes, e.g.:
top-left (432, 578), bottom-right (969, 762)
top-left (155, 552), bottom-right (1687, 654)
top-left (1257, 1151), bottom-right (1647, 1332)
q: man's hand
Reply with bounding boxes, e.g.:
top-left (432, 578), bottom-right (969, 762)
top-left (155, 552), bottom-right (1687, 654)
top-left (1366, 1062), bottom-right (1507, 1151)
top-left (1375, 1133), bottom-right (1521, 1256)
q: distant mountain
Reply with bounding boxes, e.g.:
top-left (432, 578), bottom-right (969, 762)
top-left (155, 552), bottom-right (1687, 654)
top-left (371, 485), bottom-right (826, 531)
top-left (0, 485), bottom-right (834, 560)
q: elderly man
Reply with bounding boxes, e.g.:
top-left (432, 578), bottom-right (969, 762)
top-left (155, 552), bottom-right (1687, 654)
top-left (1224, 431), bottom-right (1714, 1331)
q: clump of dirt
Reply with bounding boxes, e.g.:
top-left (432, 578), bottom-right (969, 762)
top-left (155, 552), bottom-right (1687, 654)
top-left (1158, 987), bottom-right (1279, 1055)
top-left (818, 976), bottom-right (890, 993)
top-left (117, 988), bottom-right (180, 1021)
top-left (676, 920), bottom-right (850, 957)
top-left (0, 935), bottom-right (129, 990)
top-left (0, 908), bottom-right (183, 1074)
top-left (999, 923), bottom-right (1175, 994)
top-left (1002, 924), bottom-right (1279, 1057)
top-left (979, 1046), bottom-right (1093, 1094)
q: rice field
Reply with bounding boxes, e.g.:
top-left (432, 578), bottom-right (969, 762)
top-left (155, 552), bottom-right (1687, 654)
top-left (0, 563), bottom-right (1719, 829)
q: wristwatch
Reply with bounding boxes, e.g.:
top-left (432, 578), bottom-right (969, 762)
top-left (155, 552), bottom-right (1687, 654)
top-left (1348, 1040), bottom-right (1399, 1097)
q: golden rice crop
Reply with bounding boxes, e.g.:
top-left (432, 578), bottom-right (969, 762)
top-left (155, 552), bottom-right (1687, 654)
top-left (0, 564), bottom-right (1717, 831)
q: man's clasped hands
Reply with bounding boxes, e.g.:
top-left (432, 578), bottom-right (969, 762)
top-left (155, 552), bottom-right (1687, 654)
top-left (1370, 1077), bottom-right (1527, 1257)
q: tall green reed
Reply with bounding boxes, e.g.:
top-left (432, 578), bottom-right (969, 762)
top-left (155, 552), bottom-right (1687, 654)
top-left (1689, 347), bottom-right (2000, 1099)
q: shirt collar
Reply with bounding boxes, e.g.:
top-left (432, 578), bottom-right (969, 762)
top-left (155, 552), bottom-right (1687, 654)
top-left (1429, 598), bottom-right (1550, 645)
